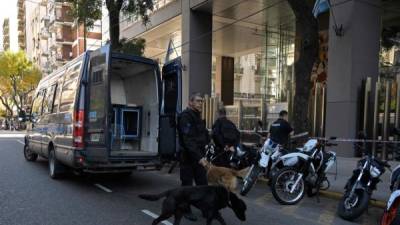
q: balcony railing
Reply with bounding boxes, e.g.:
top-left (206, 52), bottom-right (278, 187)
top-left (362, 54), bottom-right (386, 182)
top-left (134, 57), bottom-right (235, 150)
top-left (55, 36), bottom-right (73, 45)
top-left (121, 0), bottom-right (176, 28)
top-left (40, 28), bottom-right (50, 39)
top-left (41, 15), bottom-right (50, 22)
top-left (49, 14), bottom-right (55, 25)
top-left (56, 53), bottom-right (64, 61)
top-left (153, 0), bottom-right (175, 10)
top-left (55, 16), bottom-right (74, 25)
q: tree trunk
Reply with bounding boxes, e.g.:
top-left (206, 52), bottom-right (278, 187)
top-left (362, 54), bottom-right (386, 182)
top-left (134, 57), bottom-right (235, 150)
top-left (10, 77), bottom-right (23, 113)
top-left (83, 22), bottom-right (87, 51)
top-left (0, 96), bottom-right (13, 117)
top-left (106, 0), bottom-right (123, 49)
top-left (287, 0), bottom-right (319, 133)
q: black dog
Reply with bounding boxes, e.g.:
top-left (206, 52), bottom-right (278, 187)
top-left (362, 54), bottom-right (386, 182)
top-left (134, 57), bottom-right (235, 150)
top-left (139, 185), bottom-right (247, 225)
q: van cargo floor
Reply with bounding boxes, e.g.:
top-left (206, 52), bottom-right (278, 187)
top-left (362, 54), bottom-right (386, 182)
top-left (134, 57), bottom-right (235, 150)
top-left (110, 150), bottom-right (158, 157)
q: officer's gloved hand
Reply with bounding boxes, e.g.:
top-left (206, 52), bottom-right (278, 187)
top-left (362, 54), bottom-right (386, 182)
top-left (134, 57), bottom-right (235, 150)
top-left (225, 146), bottom-right (235, 152)
top-left (199, 158), bottom-right (208, 167)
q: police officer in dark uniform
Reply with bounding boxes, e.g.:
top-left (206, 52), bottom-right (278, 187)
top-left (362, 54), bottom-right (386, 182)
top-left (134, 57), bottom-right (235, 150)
top-left (212, 107), bottom-right (240, 167)
top-left (269, 110), bottom-right (293, 146)
top-left (177, 92), bottom-right (209, 221)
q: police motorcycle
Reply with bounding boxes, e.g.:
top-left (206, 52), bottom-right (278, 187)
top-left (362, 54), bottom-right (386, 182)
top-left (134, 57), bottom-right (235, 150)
top-left (381, 165), bottom-right (400, 225)
top-left (240, 132), bottom-right (309, 196)
top-left (204, 142), bottom-right (258, 170)
top-left (270, 137), bottom-right (337, 205)
top-left (381, 128), bottom-right (400, 225)
top-left (337, 137), bottom-right (391, 221)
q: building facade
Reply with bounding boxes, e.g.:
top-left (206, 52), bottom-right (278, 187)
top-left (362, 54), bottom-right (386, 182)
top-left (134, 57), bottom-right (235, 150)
top-left (108, 0), bottom-right (297, 127)
top-left (100, 0), bottom-right (400, 157)
top-left (71, 21), bottom-right (102, 58)
top-left (25, 0), bottom-right (42, 59)
top-left (17, 0), bottom-right (26, 50)
top-left (2, 18), bottom-right (10, 51)
top-left (28, 0), bottom-right (102, 76)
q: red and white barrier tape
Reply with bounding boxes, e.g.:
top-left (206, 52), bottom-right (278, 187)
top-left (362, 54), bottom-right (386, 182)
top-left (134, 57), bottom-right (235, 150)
top-left (311, 137), bottom-right (400, 144)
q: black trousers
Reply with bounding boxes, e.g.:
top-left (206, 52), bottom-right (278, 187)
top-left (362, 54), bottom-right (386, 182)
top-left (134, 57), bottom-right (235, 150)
top-left (180, 162), bottom-right (208, 186)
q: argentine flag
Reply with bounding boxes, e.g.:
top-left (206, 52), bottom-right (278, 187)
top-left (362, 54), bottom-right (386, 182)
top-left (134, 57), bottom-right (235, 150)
top-left (312, 0), bottom-right (330, 18)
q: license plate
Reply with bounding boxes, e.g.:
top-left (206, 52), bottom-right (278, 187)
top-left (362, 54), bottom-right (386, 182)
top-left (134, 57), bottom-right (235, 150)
top-left (259, 153), bottom-right (269, 167)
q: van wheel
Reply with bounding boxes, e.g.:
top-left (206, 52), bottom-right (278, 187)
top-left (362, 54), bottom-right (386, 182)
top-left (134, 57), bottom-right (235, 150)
top-left (24, 145), bottom-right (38, 162)
top-left (48, 148), bottom-right (65, 179)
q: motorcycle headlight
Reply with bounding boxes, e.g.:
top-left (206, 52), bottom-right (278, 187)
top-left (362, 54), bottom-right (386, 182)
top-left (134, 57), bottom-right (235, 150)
top-left (370, 166), bottom-right (381, 178)
top-left (235, 146), bottom-right (246, 157)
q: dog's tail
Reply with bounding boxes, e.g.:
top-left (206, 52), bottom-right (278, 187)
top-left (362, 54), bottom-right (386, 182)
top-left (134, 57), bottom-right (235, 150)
top-left (138, 191), bottom-right (170, 201)
top-left (232, 167), bottom-right (250, 178)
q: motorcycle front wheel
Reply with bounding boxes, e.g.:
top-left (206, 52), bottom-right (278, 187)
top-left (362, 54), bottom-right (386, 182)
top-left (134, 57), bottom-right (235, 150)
top-left (240, 164), bottom-right (262, 196)
top-left (271, 167), bottom-right (305, 205)
top-left (337, 189), bottom-right (370, 221)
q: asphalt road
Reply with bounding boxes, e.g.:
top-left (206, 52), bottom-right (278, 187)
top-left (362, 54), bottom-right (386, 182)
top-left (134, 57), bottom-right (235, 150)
top-left (0, 136), bottom-right (384, 225)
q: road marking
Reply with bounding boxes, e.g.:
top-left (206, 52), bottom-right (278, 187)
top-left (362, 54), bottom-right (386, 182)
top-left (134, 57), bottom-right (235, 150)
top-left (141, 209), bottom-right (173, 225)
top-left (94, 183), bottom-right (112, 193)
top-left (17, 140), bottom-right (25, 145)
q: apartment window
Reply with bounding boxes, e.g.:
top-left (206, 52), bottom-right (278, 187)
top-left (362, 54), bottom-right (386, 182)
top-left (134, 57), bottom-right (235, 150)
top-left (56, 8), bottom-right (62, 20)
top-left (56, 27), bottom-right (62, 40)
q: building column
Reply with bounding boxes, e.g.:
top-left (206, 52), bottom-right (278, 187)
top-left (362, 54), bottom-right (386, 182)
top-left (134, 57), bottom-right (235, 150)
top-left (326, 0), bottom-right (381, 156)
top-left (181, 1), bottom-right (212, 108)
top-left (215, 56), bottom-right (234, 105)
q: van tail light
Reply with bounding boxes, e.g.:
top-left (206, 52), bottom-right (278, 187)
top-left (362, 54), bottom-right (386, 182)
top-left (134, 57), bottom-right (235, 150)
top-left (73, 110), bottom-right (85, 148)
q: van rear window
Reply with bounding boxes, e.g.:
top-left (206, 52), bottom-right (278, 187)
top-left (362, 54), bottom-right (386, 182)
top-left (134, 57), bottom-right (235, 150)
top-left (92, 70), bottom-right (103, 83)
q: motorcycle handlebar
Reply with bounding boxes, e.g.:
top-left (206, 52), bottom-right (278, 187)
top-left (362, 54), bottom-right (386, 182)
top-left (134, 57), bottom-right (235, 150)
top-left (291, 132), bottom-right (309, 139)
top-left (375, 158), bottom-right (391, 168)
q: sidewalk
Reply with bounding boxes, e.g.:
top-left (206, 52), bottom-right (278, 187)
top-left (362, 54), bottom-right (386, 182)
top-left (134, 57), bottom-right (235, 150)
top-left (0, 130), bottom-right (26, 138)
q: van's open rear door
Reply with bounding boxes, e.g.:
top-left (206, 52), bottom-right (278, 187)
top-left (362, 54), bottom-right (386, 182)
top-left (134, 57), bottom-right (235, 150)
top-left (84, 45), bottom-right (111, 162)
top-left (159, 58), bottom-right (182, 160)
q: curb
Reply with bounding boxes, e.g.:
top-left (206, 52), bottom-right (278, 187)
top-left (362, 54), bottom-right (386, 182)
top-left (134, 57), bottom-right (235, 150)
top-left (258, 178), bottom-right (387, 209)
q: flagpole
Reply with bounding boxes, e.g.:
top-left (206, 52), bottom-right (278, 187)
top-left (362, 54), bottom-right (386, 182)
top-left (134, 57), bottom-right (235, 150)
top-left (327, 0), bottom-right (344, 36)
